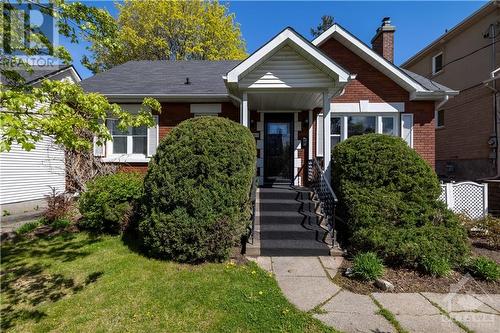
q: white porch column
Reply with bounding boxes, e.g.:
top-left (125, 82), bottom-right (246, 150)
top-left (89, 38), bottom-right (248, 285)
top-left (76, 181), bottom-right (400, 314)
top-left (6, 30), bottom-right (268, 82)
top-left (323, 91), bottom-right (331, 183)
top-left (241, 92), bottom-right (249, 127)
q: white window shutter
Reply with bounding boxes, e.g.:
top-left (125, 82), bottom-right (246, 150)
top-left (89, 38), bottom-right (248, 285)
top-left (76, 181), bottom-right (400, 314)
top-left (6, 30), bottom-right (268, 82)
top-left (401, 114), bottom-right (414, 148)
top-left (93, 137), bottom-right (105, 157)
top-left (147, 115), bottom-right (159, 157)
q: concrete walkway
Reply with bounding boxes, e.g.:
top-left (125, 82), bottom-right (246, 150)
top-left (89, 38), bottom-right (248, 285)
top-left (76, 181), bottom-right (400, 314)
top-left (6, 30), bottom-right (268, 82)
top-left (248, 256), bottom-right (500, 333)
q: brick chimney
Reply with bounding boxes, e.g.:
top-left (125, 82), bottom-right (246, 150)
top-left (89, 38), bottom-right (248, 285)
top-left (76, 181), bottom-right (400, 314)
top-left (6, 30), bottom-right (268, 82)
top-left (371, 17), bottom-right (396, 62)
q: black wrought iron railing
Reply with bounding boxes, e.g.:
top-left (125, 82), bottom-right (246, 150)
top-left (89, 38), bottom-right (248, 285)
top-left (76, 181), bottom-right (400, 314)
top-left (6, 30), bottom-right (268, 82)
top-left (308, 158), bottom-right (338, 247)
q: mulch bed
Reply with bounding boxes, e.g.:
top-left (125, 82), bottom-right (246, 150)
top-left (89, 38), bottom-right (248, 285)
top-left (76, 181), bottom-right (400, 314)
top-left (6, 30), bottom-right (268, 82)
top-left (470, 237), bottom-right (500, 264)
top-left (333, 257), bottom-right (500, 295)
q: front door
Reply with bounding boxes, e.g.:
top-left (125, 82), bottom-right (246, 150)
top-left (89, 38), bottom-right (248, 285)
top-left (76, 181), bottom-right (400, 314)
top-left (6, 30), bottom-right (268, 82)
top-left (264, 113), bottom-right (294, 184)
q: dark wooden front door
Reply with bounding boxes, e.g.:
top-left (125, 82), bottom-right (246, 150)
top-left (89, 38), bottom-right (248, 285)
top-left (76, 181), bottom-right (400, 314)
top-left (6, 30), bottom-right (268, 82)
top-left (264, 113), bottom-right (294, 184)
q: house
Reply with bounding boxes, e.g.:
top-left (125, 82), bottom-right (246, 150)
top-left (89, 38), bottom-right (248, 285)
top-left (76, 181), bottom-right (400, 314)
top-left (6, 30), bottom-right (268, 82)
top-left (402, 0), bottom-right (500, 182)
top-left (0, 65), bottom-right (81, 217)
top-left (80, 19), bottom-right (457, 188)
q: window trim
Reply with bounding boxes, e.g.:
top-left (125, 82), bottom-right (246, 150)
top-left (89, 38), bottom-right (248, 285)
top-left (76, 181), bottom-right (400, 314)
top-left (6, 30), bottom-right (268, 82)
top-left (105, 119), bottom-right (148, 158)
top-left (432, 52), bottom-right (444, 75)
top-left (316, 113), bottom-right (400, 155)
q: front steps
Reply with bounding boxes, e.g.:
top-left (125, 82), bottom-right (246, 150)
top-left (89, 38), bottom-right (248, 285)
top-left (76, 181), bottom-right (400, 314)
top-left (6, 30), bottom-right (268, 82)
top-left (245, 185), bottom-right (333, 256)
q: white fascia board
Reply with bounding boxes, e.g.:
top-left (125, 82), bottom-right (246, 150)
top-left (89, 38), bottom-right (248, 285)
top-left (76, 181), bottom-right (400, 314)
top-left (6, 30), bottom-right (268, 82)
top-left (312, 25), bottom-right (428, 93)
top-left (410, 90), bottom-right (459, 101)
top-left (104, 94), bottom-right (231, 103)
top-left (226, 28), bottom-right (350, 84)
top-left (332, 101), bottom-right (405, 113)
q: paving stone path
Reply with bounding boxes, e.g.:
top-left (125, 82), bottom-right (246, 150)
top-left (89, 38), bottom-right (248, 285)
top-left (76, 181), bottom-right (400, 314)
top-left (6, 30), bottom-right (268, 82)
top-left (248, 256), bottom-right (500, 333)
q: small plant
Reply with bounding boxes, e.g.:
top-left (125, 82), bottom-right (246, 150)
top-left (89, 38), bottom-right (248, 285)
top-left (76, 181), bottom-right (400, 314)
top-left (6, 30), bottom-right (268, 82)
top-left (79, 172), bottom-right (143, 234)
top-left (50, 218), bottom-right (71, 230)
top-left (420, 255), bottom-right (451, 277)
top-left (15, 221), bottom-right (41, 235)
top-left (2, 210), bottom-right (10, 217)
top-left (44, 187), bottom-right (73, 223)
top-left (461, 214), bottom-right (500, 250)
top-left (351, 252), bottom-right (385, 281)
top-left (467, 256), bottom-right (500, 282)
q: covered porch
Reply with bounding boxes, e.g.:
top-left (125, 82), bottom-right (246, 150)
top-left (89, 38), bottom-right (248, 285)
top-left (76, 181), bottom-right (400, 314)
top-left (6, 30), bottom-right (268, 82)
top-left (224, 28), bottom-right (352, 187)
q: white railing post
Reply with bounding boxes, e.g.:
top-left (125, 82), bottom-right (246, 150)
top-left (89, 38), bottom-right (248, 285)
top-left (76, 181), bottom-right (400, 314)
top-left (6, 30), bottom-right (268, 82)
top-left (445, 182), bottom-right (454, 211)
top-left (483, 183), bottom-right (489, 217)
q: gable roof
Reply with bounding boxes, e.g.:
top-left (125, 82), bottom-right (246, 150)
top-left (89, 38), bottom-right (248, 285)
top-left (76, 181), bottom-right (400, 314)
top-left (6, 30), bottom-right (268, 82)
top-left (311, 23), bottom-right (457, 99)
top-left (1, 65), bottom-right (80, 86)
top-left (226, 27), bottom-right (351, 86)
top-left (80, 60), bottom-right (239, 98)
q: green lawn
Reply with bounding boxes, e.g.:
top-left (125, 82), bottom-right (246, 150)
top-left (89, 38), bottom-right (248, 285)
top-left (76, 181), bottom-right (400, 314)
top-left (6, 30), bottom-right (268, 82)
top-left (1, 232), bottom-right (336, 332)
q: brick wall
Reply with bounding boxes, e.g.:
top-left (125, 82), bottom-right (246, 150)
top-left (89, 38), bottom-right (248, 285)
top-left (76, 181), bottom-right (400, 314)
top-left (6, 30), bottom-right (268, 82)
top-left (116, 101), bottom-right (240, 174)
top-left (318, 37), bottom-right (435, 167)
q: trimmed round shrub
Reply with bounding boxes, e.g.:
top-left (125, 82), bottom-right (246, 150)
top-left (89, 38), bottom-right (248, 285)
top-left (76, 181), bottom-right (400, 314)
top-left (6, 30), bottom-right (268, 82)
top-left (78, 172), bottom-right (143, 233)
top-left (467, 256), bottom-right (500, 282)
top-left (351, 252), bottom-right (384, 281)
top-left (139, 116), bottom-right (256, 263)
top-left (332, 134), bottom-right (469, 270)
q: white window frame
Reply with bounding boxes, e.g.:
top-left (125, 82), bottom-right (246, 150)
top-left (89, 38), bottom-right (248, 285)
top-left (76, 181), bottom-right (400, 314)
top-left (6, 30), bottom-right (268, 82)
top-left (317, 113), bottom-right (400, 153)
top-left (432, 52), bottom-right (443, 75)
top-left (105, 119), bottom-right (148, 158)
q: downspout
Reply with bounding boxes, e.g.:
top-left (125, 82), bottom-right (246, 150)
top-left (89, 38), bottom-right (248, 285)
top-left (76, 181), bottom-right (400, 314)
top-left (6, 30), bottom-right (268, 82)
top-left (483, 68), bottom-right (500, 180)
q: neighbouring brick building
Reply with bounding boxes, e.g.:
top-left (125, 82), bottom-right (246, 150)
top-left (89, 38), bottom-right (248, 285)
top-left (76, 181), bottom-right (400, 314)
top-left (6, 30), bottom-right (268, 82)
top-left (80, 19), bottom-right (456, 187)
top-left (403, 1), bottom-right (500, 182)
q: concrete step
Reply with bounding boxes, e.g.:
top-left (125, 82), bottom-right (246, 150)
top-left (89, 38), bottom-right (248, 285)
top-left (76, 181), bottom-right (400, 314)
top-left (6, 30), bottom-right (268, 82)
top-left (259, 201), bottom-right (316, 213)
top-left (259, 188), bottom-right (311, 201)
top-left (260, 221), bottom-right (326, 232)
top-left (259, 239), bottom-right (330, 256)
top-left (260, 230), bottom-right (328, 241)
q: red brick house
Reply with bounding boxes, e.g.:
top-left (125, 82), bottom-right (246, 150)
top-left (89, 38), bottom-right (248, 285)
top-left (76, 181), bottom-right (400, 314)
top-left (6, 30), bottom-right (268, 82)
top-left (81, 19), bottom-right (457, 187)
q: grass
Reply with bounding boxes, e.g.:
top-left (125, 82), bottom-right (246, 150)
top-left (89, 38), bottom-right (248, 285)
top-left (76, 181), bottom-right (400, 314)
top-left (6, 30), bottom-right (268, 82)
top-left (1, 232), bottom-right (337, 332)
top-left (15, 221), bottom-right (41, 235)
top-left (371, 297), bottom-right (408, 333)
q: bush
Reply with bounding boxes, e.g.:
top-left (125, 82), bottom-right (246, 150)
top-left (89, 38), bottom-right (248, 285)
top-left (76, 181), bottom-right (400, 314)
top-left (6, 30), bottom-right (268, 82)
top-left (332, 134), bottom-right (470, 269)
top-left (15, 221), bottom-right (41, 235)
top-left (420, 255), bottom-right (451, 277)
top-left (351, 252), bottom-right (384, 281)
top-left (78, 172), bottom-right (143, 233)
top-left (43, 187), bottom-right (73, 223)
top-left (50, 218), bottom-right (71, 230)
top-left (139, 117), bottom-right (256, 263)
top-left (461, 214), bottom-right (500, 250)
top-left (467, 256), bottom-right (500, 282)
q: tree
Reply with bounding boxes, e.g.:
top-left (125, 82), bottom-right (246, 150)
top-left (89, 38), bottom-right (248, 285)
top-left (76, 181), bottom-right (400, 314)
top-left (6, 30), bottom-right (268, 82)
top-left (82, 0), bottom-right (247, 73)
top-left (1, 1), bottom-right (160, 190)
top-left (311, 15), bottom-right (334, 38)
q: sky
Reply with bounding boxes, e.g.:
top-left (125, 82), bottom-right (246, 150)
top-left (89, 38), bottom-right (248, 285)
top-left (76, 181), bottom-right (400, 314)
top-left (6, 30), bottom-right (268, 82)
top-left (64, 1), bottom-right (489, 79)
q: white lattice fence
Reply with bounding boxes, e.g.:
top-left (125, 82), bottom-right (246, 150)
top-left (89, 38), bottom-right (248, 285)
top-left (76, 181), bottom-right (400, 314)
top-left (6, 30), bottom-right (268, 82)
top-left (439, 182), bottom-right (488, 219)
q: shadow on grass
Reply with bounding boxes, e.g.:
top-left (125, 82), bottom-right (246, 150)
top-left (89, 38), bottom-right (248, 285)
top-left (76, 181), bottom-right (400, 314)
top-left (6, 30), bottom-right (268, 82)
top-left (1, 232), bottom-right (104, 330)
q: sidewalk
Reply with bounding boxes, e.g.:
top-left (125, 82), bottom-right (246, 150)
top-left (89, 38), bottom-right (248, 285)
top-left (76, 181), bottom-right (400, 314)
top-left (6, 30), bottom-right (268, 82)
top-left (248, 256), bottom-right (500, 333)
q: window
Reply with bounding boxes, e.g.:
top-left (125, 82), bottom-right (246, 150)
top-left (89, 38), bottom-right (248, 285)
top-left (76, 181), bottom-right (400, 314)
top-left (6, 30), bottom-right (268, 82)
top-left (331, 117), bottom-right (341, 148)
top-left (347, 116), bottom-right (376, 137)
top-left (437, 109), bottom-right (445, 128)
top-left (317, 114), bottom-right (402, 154)
top-left (108, 119), bottom-right (147, 155)
top-left (432, 52), bottom-right (443, 75)
top-left (381, 117), bottom-right (395, 135)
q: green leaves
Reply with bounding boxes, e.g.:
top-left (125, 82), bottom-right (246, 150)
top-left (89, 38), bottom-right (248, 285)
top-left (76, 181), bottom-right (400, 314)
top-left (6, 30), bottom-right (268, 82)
top-left (0, 80), bottom-right (161, 152)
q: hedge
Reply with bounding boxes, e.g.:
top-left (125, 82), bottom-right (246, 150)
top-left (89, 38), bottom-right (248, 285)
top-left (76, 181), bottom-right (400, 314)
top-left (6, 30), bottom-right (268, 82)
top-left (332, 134), bottom-right (469, 270)
top-left (138, 116), bottom-right (256, 263)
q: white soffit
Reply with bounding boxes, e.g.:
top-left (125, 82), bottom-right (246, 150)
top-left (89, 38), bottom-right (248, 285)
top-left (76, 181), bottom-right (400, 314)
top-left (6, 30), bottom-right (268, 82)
top-left (226, 28), bottom-right (351, 84)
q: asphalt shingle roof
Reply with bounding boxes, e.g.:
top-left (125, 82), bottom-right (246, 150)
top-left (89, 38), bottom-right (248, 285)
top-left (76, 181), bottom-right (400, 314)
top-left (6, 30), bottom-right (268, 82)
top-left (402, 69), bottom-right (454, 92)
top-left (79, 60), bottom-right (454, 96)
top-left (1, 65), bottom-right (72, 86)
top-left (80, 60), bottom-right (241, 95)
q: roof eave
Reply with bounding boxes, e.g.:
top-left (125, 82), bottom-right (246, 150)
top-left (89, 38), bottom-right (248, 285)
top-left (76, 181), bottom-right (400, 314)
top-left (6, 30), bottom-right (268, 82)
top-left (409, 90), bottom-right (460, 101)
